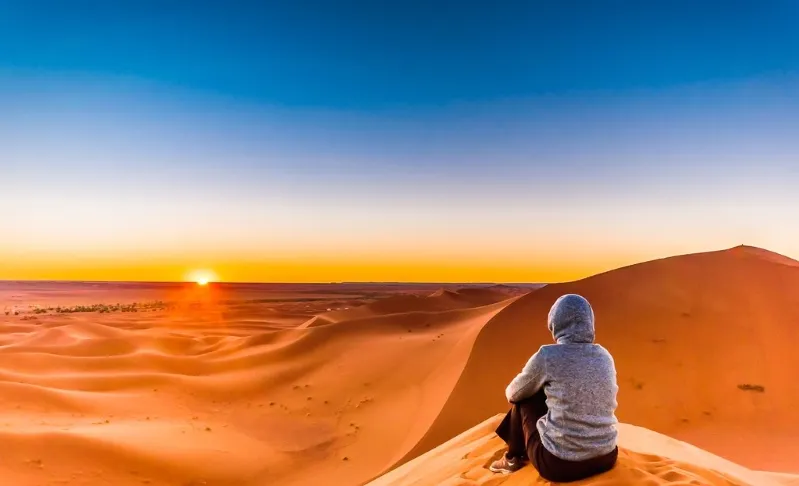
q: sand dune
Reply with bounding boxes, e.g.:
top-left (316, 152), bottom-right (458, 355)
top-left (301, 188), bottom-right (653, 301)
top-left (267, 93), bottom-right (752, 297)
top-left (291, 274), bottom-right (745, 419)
top-left (414, 245), bottom-right (799, 472)
top-left (368, 414), bottom-right (799, 486)
top-left (1, 247), bottom-right (798, 484)
top-left (319, 287), bottom-right (511, 324)
top-left (0, 283), bottom-right (521, 485)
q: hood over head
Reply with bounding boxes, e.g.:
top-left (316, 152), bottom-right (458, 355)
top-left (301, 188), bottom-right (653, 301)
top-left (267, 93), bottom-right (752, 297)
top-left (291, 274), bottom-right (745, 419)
top-left (547, 294), bottom-right (595, 344)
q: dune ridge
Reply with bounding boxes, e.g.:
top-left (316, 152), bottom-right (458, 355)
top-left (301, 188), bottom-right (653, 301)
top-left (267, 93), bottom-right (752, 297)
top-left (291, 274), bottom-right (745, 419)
top-left (406, 245), bottom-right (799, 472)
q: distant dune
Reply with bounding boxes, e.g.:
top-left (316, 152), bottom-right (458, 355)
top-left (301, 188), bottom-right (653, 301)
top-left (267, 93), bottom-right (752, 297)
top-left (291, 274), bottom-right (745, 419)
top-left (316, 287), bottom-right (513, 324)
top-left (0, 247), bottom-right (797, 485)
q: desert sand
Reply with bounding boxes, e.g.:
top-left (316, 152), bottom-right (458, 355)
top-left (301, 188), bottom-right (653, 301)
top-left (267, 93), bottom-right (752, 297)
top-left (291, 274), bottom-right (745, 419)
top-left (0, 246), bottom-right (797, 485)
top-left (368, 415), bottom-right (799, 486)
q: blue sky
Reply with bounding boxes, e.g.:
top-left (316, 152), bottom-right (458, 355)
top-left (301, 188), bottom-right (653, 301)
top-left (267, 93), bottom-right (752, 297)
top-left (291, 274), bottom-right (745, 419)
top-left (1, 1), bottom-right (799, 282)
top-left (3, 1), bottom-right (798, 107)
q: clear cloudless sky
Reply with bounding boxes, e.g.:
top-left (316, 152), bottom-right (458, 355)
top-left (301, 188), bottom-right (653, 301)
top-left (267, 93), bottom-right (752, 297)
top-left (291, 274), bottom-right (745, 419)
top-left (2, 0), bottom-right (798, 282)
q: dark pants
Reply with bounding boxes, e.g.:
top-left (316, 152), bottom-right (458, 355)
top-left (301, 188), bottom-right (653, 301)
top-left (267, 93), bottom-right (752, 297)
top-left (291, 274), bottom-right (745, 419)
top-left (495, 390), bottom-right (618, 483)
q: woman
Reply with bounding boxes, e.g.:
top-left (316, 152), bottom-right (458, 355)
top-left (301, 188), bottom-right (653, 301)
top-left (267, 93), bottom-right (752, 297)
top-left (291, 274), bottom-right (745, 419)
top-left (490, 294), bottom-right (619, 482)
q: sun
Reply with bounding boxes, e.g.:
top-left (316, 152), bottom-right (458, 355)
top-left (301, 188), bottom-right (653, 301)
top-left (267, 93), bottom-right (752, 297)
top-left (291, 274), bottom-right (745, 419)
top-left (186, 270), bottom-right (218, 286)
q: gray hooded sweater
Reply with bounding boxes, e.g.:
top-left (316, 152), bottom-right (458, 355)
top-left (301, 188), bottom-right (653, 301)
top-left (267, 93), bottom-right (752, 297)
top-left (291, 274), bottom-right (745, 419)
top-left (505, 294), bottom-right (618, 461)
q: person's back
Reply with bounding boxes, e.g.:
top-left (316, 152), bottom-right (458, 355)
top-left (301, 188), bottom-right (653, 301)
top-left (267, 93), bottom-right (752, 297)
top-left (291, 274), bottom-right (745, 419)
top-left (527, 341), bottom-right (618, 460)
top-left (491, 294), bottom-right (618, 482)
top-left (506, 293), bottom-right (619, 461)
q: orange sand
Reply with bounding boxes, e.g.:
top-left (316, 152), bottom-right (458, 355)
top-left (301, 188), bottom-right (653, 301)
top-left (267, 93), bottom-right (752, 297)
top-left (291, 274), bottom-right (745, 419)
top-left (0, 246), bottom-right (797, 485)
top-left (368, 415), bottom-right (799, 486)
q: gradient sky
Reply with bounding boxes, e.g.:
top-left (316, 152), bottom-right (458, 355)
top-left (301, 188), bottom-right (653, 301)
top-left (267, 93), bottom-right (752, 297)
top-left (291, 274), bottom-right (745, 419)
top-left (2, 1), bottom-right (799, 283)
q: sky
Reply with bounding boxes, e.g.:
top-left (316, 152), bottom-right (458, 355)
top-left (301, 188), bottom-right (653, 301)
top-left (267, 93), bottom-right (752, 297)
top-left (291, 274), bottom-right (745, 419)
top-left (1, 0), bottom-right (798, 283)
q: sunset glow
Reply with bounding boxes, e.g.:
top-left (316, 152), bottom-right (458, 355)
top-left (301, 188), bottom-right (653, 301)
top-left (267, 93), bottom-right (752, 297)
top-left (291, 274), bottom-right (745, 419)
top-left (186, 270), bottom-right (218, 286)
top-left (2, 2), bottom-right (798, 283)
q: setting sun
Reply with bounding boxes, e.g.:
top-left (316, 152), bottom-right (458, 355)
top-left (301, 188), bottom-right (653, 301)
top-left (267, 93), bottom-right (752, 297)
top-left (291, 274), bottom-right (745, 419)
top-left (186, 270), bottom-right (218, 286)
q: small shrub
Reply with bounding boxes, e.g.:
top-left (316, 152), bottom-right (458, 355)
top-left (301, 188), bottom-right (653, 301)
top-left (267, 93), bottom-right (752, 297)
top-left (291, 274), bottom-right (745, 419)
top-left (49, 301), bottom-right (171, 314)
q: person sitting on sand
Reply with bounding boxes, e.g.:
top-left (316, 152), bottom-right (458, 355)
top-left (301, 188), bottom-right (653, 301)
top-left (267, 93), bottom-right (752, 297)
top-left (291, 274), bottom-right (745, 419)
top-left (490, 294), bottom-right (619, 482)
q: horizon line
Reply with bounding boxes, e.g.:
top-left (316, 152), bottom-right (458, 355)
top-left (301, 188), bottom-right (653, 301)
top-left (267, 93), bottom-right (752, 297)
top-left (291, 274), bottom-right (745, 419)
top-left (0, 244), bottom-right (777, 287)
top-left (0, 278), bottom-right (546, 286)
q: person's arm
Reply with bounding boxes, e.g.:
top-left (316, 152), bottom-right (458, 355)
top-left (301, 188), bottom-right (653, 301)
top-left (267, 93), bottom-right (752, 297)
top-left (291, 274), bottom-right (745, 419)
top-left (505, 348), bottom-right (547, 403)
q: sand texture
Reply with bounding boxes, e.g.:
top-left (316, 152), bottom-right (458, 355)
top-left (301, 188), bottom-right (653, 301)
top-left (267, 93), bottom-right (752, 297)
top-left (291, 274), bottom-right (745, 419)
top-left (368, 414), bottom-right (799, 486)
top-left (0, 246), bottom-right (797, 485)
